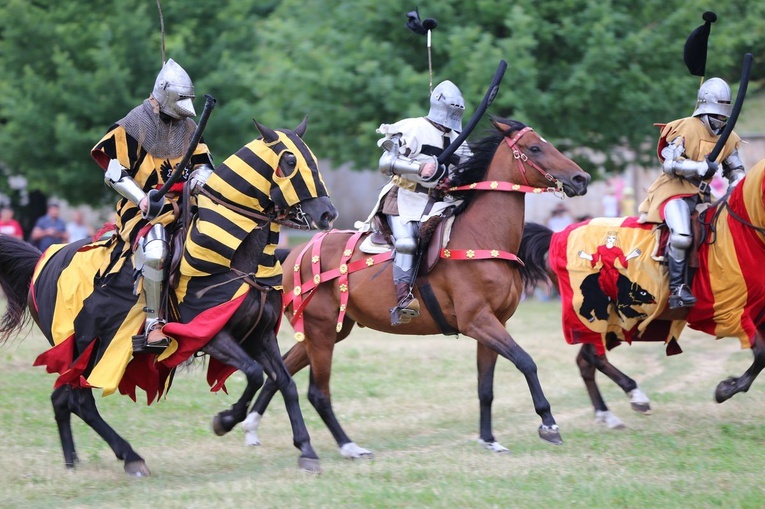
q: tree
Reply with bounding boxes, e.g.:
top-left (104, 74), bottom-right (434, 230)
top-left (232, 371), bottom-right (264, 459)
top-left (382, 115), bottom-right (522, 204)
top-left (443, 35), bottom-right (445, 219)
top-left (1, 0), bottom-right (763, 205)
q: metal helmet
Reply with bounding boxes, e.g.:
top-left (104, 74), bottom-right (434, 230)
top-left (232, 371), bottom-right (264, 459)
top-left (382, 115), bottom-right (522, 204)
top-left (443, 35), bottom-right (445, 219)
top-left (426, 80), bottom-right (465, 132)
top-left (692, 77), bottom-right (732, 135)
top-left (152, 58), bottom-right (196, 119)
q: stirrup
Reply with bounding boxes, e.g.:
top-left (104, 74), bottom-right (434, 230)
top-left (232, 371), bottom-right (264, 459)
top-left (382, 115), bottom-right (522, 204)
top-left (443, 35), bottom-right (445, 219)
top-left (389, 298), bottom-right (420, 325)
top-left (668, 285), bottom-right (697, 310)
top-left (132, 321), bottom-right (170, 354)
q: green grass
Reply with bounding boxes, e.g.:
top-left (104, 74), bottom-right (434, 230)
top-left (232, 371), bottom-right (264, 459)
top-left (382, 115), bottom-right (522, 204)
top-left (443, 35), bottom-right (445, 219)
top-left (1, 299), bottom-right (764, 508)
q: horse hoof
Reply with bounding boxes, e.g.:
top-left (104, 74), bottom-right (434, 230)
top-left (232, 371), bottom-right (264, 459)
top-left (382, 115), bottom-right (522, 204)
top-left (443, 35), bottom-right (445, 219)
top-left (298, 457), bottom-right (322, 474)
top-left (715, 377), bottom-right (738, 403)
top-left (124, 460), bottom-right (151, 478)
top-left (630, 402), bottom-right (652, 414)
top-left (339, 442), bottom-right (374, 459)
top-left (594, 410), bottom-right (626, 429)
top-left (538, 424), bottom-right (563, 445)
top-left (478, 439), bottom-right (510, 453)
top-left (212, 415), bottom-right (229, 436)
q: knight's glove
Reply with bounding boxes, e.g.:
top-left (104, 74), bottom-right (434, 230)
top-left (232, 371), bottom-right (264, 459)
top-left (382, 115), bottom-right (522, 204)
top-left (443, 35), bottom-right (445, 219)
top-left (144, 189), bottom-right (166, 220)
top-left (421, 163), bottom-right (447, 184)
top-left (188, 164), bottom-right (214, 195)
top-left (699, 159), bottom-right (718, 180)
top-left (728, 168), bottom-right (745, 188)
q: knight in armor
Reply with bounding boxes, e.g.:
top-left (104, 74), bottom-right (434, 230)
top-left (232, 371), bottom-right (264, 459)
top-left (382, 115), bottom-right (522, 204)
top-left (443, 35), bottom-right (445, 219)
top-left (90, 58), bottom-right (214, 352)
top-left (374, 80), bottom-right (472, 325)
top-left (638, 77), bottom-right (745, 309)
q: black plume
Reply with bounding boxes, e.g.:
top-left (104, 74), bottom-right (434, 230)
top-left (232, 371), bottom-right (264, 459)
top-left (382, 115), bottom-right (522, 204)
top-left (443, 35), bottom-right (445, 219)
top-left (406, 8), bottom-right (438, 35)
top-left (683, 11), bottom-right (717, 77)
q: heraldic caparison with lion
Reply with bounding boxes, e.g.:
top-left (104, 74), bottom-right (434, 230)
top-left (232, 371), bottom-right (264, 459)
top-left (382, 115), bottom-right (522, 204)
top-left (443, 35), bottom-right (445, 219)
top-left (30, 128), bottom-right (307, 404)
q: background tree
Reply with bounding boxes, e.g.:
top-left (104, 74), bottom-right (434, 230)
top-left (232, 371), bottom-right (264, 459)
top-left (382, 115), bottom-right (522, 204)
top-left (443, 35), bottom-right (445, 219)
top-left (1, 0), bottom-right (763, 206)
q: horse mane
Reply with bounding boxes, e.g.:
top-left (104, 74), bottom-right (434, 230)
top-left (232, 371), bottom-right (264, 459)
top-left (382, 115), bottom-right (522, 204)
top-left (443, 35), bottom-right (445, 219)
top-left (448, 118), bottom-right (528, 215)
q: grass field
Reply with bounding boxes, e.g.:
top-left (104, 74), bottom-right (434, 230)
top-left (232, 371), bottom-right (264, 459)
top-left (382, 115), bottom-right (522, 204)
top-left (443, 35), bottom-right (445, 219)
top-left (1, 298), bottom-right (764, 508)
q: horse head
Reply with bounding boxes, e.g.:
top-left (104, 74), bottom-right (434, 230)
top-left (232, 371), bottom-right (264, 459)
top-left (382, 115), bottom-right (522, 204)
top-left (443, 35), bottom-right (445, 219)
top-left (489, 118), bottom-right (590, 197)
top-left (252, 117), bottom-right (338, 230)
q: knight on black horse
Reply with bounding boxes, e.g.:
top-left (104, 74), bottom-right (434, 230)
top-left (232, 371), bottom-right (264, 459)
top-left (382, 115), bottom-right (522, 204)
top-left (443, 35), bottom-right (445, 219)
top-left (0, 56), bottom-right (337, 475)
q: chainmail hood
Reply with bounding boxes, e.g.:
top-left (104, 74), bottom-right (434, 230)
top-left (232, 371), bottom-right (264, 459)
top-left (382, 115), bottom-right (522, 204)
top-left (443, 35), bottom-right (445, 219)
top-left (118, 99), bottom-right (196, 159)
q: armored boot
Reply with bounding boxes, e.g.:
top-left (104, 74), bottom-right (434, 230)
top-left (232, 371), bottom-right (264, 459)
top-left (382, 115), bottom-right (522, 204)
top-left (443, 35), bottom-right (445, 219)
top-left (667, 254), bottom-right (696, 309)
top-left (132, 225), bottom-right (171, 354)
top-left (390, 282), bottom-right (420, 325)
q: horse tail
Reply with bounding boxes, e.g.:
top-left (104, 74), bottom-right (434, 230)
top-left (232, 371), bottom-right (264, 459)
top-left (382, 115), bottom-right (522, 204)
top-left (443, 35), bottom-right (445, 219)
top-left (518, 222), bottom-right (553, 293)
top-left (275, 247), bottom-right (292, 264)
top-left (0, 236), bottom-right (41, 343)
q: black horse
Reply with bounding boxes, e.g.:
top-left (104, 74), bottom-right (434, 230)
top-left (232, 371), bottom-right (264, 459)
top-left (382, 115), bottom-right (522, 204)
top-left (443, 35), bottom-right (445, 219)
top-left (0, 120), bottom-right (337, 476)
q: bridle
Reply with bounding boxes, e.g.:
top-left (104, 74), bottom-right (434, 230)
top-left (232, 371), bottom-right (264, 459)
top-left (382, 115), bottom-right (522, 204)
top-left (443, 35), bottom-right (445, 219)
top-left (449, 126), bottom-right (564, 196)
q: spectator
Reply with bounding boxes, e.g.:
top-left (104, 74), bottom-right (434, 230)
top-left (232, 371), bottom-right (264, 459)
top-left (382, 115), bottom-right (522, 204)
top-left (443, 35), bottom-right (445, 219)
top-left (66, 210), bottom-right (95, 243)
top-left (546, 203), bottom-right (574, 232)
top-left (0, 207), bottom-right (24, 240)
top-left (602, 187), bottom-right (620, 217)
top-left (31, 202), bottom-right (68, 251)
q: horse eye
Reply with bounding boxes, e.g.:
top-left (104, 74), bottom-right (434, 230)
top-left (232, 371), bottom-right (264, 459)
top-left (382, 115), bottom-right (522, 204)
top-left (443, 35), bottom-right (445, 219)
top-left (279, 153), bottom-right (298, 177)
top-left (529, 145), bottom-right (542, 153)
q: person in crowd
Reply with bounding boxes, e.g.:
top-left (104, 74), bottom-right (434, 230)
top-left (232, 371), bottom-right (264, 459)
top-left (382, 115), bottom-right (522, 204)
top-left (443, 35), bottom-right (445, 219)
top-left (0, 206), bottom-right (24, 240)
top-left (31, 202), bottom-right (68, 251)
top-left (66, 209), bottom-right (95, 243)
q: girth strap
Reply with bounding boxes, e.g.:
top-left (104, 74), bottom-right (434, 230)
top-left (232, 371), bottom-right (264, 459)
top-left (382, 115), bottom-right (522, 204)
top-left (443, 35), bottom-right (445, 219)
top-left (415, 276), bottom-right (459, 336)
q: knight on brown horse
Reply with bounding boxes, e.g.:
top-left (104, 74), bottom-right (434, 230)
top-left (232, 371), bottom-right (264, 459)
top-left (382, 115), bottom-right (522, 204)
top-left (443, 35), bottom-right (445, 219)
top-left (361, 80), bottom-right (472, 325)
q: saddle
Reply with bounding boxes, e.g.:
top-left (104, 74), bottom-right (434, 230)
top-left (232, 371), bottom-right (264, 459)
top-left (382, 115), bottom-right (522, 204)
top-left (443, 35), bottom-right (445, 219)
top-left (359, 209), bottom-right (455, 275)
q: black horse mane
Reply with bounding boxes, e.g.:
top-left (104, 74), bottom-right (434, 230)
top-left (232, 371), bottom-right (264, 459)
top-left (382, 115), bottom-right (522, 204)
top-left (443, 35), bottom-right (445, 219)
top-left (448, 118), bottom-right (528, 215)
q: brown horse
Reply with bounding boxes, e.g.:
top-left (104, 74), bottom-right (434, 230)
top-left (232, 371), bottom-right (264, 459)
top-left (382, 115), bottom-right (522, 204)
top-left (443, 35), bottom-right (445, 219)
top-left (223, 118), bottom-right (591, 457)
top-left (515, 158), bottom-right (765, 428)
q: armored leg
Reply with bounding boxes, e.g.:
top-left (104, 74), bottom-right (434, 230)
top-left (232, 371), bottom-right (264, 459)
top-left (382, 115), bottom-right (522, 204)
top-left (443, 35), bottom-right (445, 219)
top-left (387, 215), bottom-right (420, 324)
top-left (133, 224), bottom-right (170, 352)
top-left (664, 198), bottom-right (696, 309)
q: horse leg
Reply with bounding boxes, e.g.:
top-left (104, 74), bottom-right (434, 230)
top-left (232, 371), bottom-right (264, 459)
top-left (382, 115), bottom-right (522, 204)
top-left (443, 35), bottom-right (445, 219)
top-left (579, 343), bottom-right (650, 422)
top-left (243, 341), bottom-right (311, 446)
top-left (715, 328), bottom-right (765, 403)
top-left (67, 387), bottom-right (149, 477)
top-left (251, 333), bottom-right (322, 471)
top-left (577, 345), bottom-right (624, 429)
top-left (51, 386), bottom-right (77, 468)
top-left (476, 343), bottom-right (509, 453)
top-left (203, 331), bottom-right (320, 472)
top-left (467, 316), bottom-right (562, 446)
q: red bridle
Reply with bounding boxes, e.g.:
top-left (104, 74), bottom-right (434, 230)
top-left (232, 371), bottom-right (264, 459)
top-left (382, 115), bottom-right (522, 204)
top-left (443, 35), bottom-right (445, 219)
top-left (449, 126), bottom-right (564, 195)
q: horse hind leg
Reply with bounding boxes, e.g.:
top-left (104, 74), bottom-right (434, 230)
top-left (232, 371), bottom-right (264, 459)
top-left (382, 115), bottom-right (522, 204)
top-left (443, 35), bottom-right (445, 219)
top-left (68, 387), bottom-right (149, 477)
top-left (51, 386), bottom-right (77, 468)
top-left (577, 344), bottom-right (625, 429)
top-left (715, 328), bottom-right (765, 403)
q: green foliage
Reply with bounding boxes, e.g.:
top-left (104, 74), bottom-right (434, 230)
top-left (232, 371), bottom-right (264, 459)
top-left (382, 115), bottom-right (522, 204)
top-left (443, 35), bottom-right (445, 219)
top-left (1, 0), bottom-right (764, 204)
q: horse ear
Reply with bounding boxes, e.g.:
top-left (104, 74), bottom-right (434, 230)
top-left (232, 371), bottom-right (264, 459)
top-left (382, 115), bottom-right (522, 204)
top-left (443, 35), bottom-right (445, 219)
top-left (294, 115), bottom-right (308, 138)
top-left (253, 119), bottom-right (279, 143)
top-left (490, 117), bottom-right (510, 133)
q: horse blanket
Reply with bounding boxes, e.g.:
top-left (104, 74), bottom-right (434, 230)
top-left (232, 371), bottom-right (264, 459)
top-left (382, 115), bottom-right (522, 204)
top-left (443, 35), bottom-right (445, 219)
top-left (549, 217), bottom-right (685, 356)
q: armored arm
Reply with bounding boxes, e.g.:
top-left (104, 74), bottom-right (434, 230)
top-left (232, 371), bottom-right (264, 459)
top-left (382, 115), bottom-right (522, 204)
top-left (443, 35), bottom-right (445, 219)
top-left (722, 149), bottom-right (745, 187)
top-left (378, 133), bottom-right (443, 186)
top-left (661, 137), bottom-right (718, 179)
top-left (104, 159), bottom-right (147, 205)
